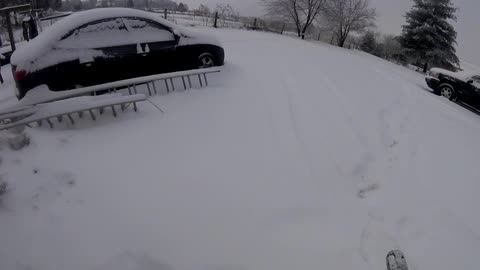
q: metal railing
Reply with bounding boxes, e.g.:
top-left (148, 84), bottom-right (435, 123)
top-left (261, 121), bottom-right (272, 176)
top-left (0, 94), bottom-right (147, 130)
top-left (0, 67), bottom-right (221, 130)
top-left (18, 67), bottom-right (221, 107)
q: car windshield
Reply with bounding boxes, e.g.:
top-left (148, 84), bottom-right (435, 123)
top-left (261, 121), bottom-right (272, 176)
top-left (0, 2), bottom-right (479, 270)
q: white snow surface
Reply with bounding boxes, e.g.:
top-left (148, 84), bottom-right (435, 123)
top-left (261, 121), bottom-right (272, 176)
top-left (1, 28), bottom-right (480, 270)
top-left (10, 8), bottom-right (221, 72)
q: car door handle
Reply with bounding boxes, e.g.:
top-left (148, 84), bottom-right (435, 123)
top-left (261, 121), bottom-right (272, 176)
top-left (137, 44), bottom-right (150, 54)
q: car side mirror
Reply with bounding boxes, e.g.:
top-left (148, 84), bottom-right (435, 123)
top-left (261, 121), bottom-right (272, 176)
top-left (467, 79), bottom-right (474, 84)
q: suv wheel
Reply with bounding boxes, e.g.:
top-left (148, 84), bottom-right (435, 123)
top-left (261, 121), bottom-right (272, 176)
top-left (439, 84), bottom-right (455, 100)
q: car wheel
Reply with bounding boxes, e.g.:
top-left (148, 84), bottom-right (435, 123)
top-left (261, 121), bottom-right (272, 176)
top-left (198, 53), bottom-right (215, 69)
top-left (439, 84), bottom-right (455, 100)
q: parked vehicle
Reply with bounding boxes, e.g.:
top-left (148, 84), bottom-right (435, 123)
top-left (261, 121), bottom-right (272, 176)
top-left (11, 8), bottom-right (225, 100)
top-left (426, 68), bottom-right (480, 110)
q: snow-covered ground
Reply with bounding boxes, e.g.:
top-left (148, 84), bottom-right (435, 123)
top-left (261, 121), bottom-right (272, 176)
top-left (1, 28), bottom-right (480, 270)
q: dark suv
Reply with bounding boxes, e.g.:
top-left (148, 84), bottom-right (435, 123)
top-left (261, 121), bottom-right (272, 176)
top-left (426, 68), bottom-right (480, 110)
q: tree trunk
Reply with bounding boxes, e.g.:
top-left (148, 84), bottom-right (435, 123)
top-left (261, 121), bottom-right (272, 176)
top-left (423, 61), bottom-right (428, 73)
top-left (301, 24), bottom-right (309, 40)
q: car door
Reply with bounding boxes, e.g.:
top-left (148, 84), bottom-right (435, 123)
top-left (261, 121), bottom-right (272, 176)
top-left (468, 76), bottom-right (480, 108)
top-left (121, 17), bottom-right (179, 76)
top-left (56, 17), bottom-right (137, 87)
top-left (457, 75), bottom-right (480, 108)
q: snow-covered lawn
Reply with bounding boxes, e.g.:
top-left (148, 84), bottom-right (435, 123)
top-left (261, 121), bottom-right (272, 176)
top-left (1, 28), bottom-right (480, 270)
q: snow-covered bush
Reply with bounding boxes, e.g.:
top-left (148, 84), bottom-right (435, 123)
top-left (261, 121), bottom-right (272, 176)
top-left (0, 127), bottom-right (31, 151)
top-left (7, 132), bottom-right (30, 151)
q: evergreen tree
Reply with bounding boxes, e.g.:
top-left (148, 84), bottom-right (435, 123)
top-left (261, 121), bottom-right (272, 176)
top-left (178, 2), bottom-right (189, 12)
top-left (399, 0), bottom-right (459, 72)
top-left (360, 31), bottom-right (377, 54)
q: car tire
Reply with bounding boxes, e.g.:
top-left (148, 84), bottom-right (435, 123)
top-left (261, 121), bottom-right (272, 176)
top-left (198, 53), bottom-right (215, 69)
top-left (439, 84), bottom-right (456, 101)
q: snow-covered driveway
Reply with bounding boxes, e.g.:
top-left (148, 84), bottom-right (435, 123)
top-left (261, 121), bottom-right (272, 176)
top-left (1, 28), bottom-right (480, 270)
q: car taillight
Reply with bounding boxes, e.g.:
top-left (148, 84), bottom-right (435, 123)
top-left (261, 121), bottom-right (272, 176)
top-left (13, 70), bottom-right (27, 82)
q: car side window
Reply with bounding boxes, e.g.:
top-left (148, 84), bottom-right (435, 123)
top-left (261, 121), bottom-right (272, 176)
top-left (59, 18), bottom-right (129, 49)
top-left (122, 17), bottom-right (175, 43)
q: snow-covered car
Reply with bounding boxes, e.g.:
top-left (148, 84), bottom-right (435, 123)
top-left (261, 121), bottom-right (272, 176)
top-left (0, 42), bottom-right (27, 66)
top-left (426, 68), bottom-right (480, 109)
top-left (11, 8), bottom-right (225, 100)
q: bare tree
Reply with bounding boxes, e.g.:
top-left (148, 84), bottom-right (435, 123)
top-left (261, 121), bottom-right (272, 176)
top-left (197, 4), bottom-right (211, 15)
top-left (322, 0), bottom-right (376, 47)
top-left (215, 3), bottom-right (236, 27)
top-left (262, 0), bottom-right (327, 39)
top-left (195, 4), bottom-right (211, 26)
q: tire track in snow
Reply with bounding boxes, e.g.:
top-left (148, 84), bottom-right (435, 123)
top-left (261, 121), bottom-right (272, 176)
top-left (280, 74), bottom-right (325, 182)
top-left (316, 73), bottom-right (384, 196)
top-left (280, 70), bottom-right (347, 184)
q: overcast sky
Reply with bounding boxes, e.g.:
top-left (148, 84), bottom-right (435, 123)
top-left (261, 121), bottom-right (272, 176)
top-left (180, 0), bottom-right (479, 66)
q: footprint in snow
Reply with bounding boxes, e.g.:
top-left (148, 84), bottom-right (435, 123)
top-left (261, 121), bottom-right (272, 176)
top-left (357, 183), bottom-right (380, 199)
top-left (29, 169), bottom-right (76, 210)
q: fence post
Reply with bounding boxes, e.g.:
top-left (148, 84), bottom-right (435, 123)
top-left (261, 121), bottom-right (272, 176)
top-left (280, 23), bottom-right (285, 35)
top-left (14, 12), bottom-right (19, 26)
top-left (253, 18), bottom-right (257, 30)
top-left (164, 8), bottom-right (167, 19)
top-left (5, 12), bottom-right (16, 51)
top-left (214, 12), bottom-right (218, 28)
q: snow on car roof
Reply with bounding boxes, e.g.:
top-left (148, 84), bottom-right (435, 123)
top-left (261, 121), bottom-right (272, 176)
top-left (11, 8), bottom-right (178, 66)
top-left (430, 68), bottom-right (478, 81)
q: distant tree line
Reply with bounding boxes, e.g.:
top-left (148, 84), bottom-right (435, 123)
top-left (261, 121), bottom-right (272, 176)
top-left (60, 0), bottom-right (189, 12)
top-left (262, 0), bottom-right (459, 72)
top-left (0, 0), bottom-right (29, 9)
top-left (355, 0), bottom-right (458, 72)
top-left (1, 0), bottom-right (460, 72)
top-left (0, 0), bottom-right (61, 9)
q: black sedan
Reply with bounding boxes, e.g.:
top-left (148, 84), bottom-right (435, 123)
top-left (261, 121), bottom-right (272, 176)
top-left (426, 68), bottom-right (480, 110)
top-left (11, 8), bottom-right (225, 100)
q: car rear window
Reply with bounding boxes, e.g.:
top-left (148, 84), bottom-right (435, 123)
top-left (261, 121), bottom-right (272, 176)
top-left (59, 18), bottom-right (130, 49)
